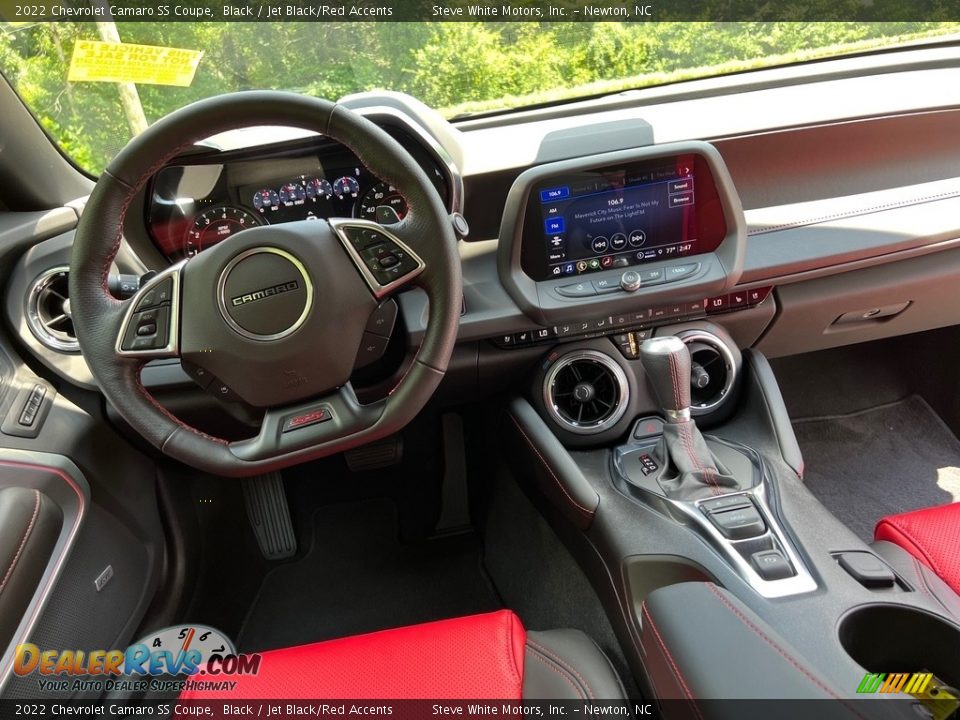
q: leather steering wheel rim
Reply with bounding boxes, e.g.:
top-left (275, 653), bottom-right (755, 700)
top-left (69, 91), bottom-right (462, 476)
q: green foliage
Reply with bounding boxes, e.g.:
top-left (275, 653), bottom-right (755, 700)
top-left (0, 21), bottom-right (957, 173)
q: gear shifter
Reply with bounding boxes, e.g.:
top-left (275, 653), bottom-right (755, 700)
top-left (640, 336), bottom-right (739, 498)
top-left (638, 336), bottom-right (692, 423)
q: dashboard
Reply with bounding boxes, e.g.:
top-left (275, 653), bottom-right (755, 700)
top-left (146, 129), bottom-right (451, 260)
top-left (10, 53), bottom-right (960, 432)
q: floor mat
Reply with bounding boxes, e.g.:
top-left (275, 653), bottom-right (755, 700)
top-left (793, 395), bottom-right (960, 541)
top-left (238, 499), bottom-right (501, 652)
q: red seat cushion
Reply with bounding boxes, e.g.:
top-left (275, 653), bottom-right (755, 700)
top-left (875, 502), bottom-right (960, 596)
top-left (179, 610), bottom-right (526, 700)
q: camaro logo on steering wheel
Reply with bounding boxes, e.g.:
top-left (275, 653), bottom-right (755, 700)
top-left (231, 280), bottom-right (301, 307)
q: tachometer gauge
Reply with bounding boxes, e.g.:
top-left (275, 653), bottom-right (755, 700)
top-left (332, 176), bottom-right (360, 200)
top-left (357, 182), bottom-right (407, 224)
top-left (279, 182), bottom-right (306, 206)
top-left (305, 178), bottom-right (332, 201)
top-left (252, 188), bottom-right (280, 212)
top-left (185, 206), bottom-right (261, 255)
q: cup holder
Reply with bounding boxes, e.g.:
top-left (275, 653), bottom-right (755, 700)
top-left (839, 605), bottom-right (960, 688)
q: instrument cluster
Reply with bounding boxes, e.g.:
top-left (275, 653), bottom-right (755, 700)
top-left (147, 136), bottom-right (449, 261)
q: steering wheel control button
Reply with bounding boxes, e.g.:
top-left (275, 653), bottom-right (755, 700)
top-left (355, 332), bottom-right (389, 368)
top-left (365, 300), bottom-right (398, 339)
top-left (210, 380), bottom-right (241, 402)
top-left (330, 220), bottom-right (426, 298)
top-left (135, 276), bottom-right (173, 311)
top-left (557, 282), bottom-right (596, 298)
top-left (121, 305), bottom-right (170, 352)
top-left (181, 361), bottom-right (214, 390)
top-left (620, 270), bottom-right (642, 292)
top-left (750, 549), bottom-right (795, 581)
top-left (218, 247), bottom-right (312, 341)
top-left (281, 407), bottom-right (331, 433)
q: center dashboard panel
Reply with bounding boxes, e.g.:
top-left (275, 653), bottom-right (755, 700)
top-left (499, 141), bottom-right (746, 325)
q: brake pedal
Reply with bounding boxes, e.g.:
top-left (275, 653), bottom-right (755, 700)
top-left (242, 472), bottom-right (297, 560)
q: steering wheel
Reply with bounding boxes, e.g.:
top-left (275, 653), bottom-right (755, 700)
top-left (69, 92), bottom-right (462, 477)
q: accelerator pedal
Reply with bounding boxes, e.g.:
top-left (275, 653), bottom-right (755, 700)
top-left (242, 472), bottom-right (296, 560)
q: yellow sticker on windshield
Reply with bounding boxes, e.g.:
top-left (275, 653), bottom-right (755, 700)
top-left (68, 40), bottom-right (203, 87)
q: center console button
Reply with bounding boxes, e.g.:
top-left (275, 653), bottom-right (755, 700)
top-left (557, 282), bottom-right (597, 298)
top-left (836, 552), bottom-right (896, 588)
top-left (700, 494), bottom-right (753, 513)
top-left (709, 504), bottom-right (766, 540)
top-left (639, 268), bottom-right (665, 285)
top-left (620, 270), bottom-right (642, 292)
top-left (750, 549), bottom-right (795, 581)
top-left (593, 278), bottom-right (620, 294)
top-left (665, 262), bottom-right (700, 282)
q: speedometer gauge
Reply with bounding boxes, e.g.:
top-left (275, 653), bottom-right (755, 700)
top-left (357, 182), bottom-right (407, 224)
top-left (185, 206), bottom-right (261, 256)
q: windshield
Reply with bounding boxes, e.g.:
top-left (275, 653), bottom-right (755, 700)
top-left (1, 21), bottom-right (958, 174)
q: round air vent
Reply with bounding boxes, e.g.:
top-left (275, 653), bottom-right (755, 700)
top-left (27, 267), bottom-right (79, 353)
top-left (677, 330), bottom-right (736, 415)
top-left (543, 350), bottom-right (629, 434)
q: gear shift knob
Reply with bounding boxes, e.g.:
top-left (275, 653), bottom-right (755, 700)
top-left (640, 336), bottom-right (691, 423)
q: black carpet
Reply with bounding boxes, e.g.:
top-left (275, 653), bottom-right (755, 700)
top-left (793, 395), bottom-right (960, 540)
top-left (238, 499), bottom-right (501, 652)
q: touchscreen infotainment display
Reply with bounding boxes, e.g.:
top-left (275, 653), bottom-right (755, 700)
top-left (521, 153), bottom-right (727, 281)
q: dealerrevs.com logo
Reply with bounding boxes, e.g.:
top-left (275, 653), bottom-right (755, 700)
top-left (231, 280), bottom-right (300, 307)
top-left (14, 624), bottom-right (261, 694)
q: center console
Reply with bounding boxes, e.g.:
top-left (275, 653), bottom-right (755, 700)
top-left (495, 141), bottom-right (960, 713)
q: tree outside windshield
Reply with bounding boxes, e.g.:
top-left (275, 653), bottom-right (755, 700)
top-left (0, 21), bottom-right (957, 174)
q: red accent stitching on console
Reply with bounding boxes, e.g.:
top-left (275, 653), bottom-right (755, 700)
top-left (508, 413), bottom-right (593, 517)
top-left (526, 639), bottom-right (596, 700)
top-left (747, 189), bottom-right (960, 236)
top-left (0, 489), bottom-right (40, 595)
top-left (705, 584), bottom-right (867, 719)
top-left (641, 603), bottom-right (703, 718)
top-left (529, 650), bottom-right (585, 699)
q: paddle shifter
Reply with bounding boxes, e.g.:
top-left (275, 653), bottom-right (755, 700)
top-left (639, 336), bottom-right (738, 499)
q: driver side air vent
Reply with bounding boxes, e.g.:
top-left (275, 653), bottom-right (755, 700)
top-left (27, 267), bottom-right (79, 353)
top-left (544, 350), bottom-right (629, 434)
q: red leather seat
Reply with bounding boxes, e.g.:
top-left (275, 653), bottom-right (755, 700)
top-left (180, 610), bottom-right (625, 700)
top-left (873, 503), bottom-right (960, 620)
top-left (875, 502), bottom-right (960, 596)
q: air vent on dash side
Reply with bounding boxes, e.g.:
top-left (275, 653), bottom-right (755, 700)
top-left (27, 267), bottom-right (79, 353)
top-left (678, 330), bottom-right (736, 415)
top-left (544, 350), bottom-right (629, 434)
